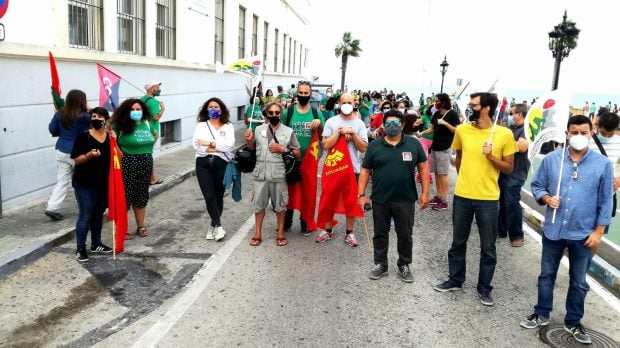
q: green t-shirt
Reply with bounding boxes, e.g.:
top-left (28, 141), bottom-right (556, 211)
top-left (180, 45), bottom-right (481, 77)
top-left (421, 115), bottom-right (433, 140)
top-left (140, 95), bottom-right (161, 131)
top-left (245, 104), bottom-right (263, 132)
top-left (288, 88), bottom-right (297, 98)
top-left (115, 121), bottom-right (156, 155)
top-left (359, 102), bottom-right (370, 117)
top-left (283, 106), bottom-right (325, 159)
top-left (278, 93), bottom-right (289, 100)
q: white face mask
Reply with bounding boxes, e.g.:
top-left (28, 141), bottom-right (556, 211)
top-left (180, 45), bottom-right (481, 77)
top-left (397, 108), bottom-right (406, 114)
top-left (569, 134), bottom-right (589, 151)
top-left (340, 104), bottom-right (354, 115)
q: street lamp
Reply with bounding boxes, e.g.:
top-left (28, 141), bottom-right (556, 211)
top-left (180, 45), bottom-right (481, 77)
top-left (440, 55), bottom-right (449, 93)
top-left (548, 10), bottom-right (580, 91)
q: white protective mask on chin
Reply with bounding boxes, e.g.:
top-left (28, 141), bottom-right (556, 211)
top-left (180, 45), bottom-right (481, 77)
top-left (569, 134), bottom-right (589, 151)
top-left (340, 104), bottom-right (354, 115)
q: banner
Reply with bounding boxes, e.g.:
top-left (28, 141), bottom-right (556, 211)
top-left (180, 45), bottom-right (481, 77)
top-left (524, 89), bottom-right (570, 162)
top-left (287, 129), bottom-right (319, 231)
top-left (96, 64), bottom-right (121, 111)
top-left (48, 51), bottom-right (64, 110)
top-left (108, 136), bottom-right (128, 253)
top-left (317, 136), bottom-right (364, 229)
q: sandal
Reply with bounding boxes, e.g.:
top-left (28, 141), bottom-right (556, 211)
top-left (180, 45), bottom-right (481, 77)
top-left (276, 237), bottom-right (288, 246)
top-left (125, 233), bottom-right (135, 240)
top-left (149, 179), bottom-right (163, 185)
top-left (137, 226), bottom-right (150, 237)
top-left (249, 237), bottom-right (262, 246)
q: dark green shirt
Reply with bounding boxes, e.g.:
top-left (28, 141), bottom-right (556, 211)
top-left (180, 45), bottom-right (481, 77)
top-left (362, 136), bottom-right (427, 204)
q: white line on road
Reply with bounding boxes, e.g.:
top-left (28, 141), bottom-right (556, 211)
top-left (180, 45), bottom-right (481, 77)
top-left (131, 216), bottom-right (255, 348)
top-left (523, 223), bottom-right (620, 314)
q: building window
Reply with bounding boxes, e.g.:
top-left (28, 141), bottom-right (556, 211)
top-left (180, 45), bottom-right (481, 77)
top-left (251, 15), bottom-right (258, 56)
top-left (155, 0), bottom-right (175, 59)
top-left (263, 22), bottom-right (268, 69)
top-left (288, 36), bottom-right (292, 73)
top-left (238, 6), bottom-right (246, 58)
top-left (214, 0), bottom-right (224, 63)
top-left (292, 40), bottom-right (296, 75)
top-left (274, 28), bottom-right (279, 72)
top-left (117, 0), bottom-right (145, 55)
top-left (237, 106), bottom-right (245, 122)
top-left (160, 121), bottom-right (175, 145)
top-left (282, 33), bottom-right (287, 73)
top-left (68, 0), bottom-right (104, 50)
top-left (299, 44), bottom-right (303, 74)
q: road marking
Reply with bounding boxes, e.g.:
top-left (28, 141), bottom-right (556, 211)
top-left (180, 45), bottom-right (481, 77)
top-left (523, 224), bottom-right (620, 314)
top-left (131, 216), bottom-right (255, 348)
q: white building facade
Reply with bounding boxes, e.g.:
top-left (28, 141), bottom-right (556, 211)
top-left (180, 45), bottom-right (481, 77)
top-left (0, 0), bottom-right (313, 212)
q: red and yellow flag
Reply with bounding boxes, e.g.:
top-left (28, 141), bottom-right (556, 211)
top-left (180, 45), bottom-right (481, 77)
top-left (317, 136), bottom-right (363, 229)
top-left (287, 129), bottom-right (319, 231)
top-left (108, 136), bottom-right (128, 253)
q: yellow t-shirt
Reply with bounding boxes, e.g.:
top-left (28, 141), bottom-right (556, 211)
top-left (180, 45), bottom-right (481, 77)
top-left (452, 123), bottom-right (517, 200)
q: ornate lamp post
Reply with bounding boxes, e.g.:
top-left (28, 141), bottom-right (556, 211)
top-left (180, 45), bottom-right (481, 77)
top-left (548, 10), bottom-right (580, 91)
top-left (440, 55), bottom-right (449, 93)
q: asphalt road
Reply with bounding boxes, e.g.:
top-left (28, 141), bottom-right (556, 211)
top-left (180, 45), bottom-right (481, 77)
top-left (1, 169), bottom-right (619, 347)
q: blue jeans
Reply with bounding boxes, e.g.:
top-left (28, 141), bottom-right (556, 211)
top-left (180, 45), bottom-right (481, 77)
top-left (74, 184), bottom-right (107, 249)
top-left (534, 235), bottom-right (592, 325)
top-left (448, 196), bottom-right (498, 293)
top-left (498, 174), bottom-right (525, 241)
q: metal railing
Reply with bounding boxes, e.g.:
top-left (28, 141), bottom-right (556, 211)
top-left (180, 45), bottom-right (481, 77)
top-left (68, 0), bottom-right (104, 50)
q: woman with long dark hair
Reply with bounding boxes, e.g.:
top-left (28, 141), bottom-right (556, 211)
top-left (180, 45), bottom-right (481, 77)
top-left (46, 89), bottom-right (91, 220)
top-left (193, 97), bottom-right (235, 241)
top-left (111, 98), bottom-right (156, 239)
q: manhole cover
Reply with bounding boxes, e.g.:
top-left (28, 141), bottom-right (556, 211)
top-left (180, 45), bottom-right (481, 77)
top-left (540, 324), bottom-right (620, 347)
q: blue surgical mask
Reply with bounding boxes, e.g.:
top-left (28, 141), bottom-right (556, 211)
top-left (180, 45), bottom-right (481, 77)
top-left (597, 133), bottom-right (612, 144)
top-left (208, 108), bottom-right (221, 119)
top-left (507, 115), bottom-right (514, 126)
top-left (130, 110), bottom-right (142, 121)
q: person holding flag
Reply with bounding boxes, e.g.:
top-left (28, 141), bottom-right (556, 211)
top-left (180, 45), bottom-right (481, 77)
top-left (70, 107), bottom-right (113, 262)
top-left (317, 93), bottom-right (368, 247)
top-left (358, 109), bottom-right (430, 282)
top-left (434, 92), bottom-right (516, 307)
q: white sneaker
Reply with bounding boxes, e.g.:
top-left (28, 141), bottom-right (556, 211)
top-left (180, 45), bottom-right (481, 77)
top-left (214, 226), bottom-right (226, 241)
top-left (206, 226), bottom-right (214, 240)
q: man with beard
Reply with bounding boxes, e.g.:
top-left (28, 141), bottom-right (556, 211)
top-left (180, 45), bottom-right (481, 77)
top-left (282, 81), bottom-right (325, 235)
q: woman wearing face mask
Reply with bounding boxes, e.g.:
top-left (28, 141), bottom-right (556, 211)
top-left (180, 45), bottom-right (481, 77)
top-left (369, 101), bottom-right (391, 138)
top-left (70, 107), bottom-right (113, 262)
top-left (193, 98), bottom-right (236, 242)
top-left (262, 89), bottom-right (275, 105)
top-left (111, 99), bottom-right (156, 239)
top-left (359, 92), bottom-right (372, 125)
top-left (45, 89), bottom-right (92, 221)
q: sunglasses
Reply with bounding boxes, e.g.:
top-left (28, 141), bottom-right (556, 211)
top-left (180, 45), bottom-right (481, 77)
top-left (572, 162), bottom-right (578, 180)
top-left (267, 110), bottom-right (281, 116)
top-left (384, 120), bottom-right (401, 127)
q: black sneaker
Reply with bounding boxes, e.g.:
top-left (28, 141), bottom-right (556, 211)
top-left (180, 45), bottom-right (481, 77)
top-left (45, 210), bottom-right (64, 221)
top-left (478, 290), bottom-right (494, 306)
top-left (76, 248), bottom-right (89, 262)
top-left (368, 264), bottom-right (388, 280)
top-left (398, 265), bottom-right (414, 283)
top-left (90, 243), bottom-right (113, 253)
top-left (520, 313), bottom-right (550, 329)
top-left (434, 280), bottom-right (462, 292)
top-left (564, 323), bottom-right (591, 344)
top-left (300, 220), bottom-right (310, 236)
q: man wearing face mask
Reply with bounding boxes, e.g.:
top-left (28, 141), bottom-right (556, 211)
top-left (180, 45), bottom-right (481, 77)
top-left (320, 87), bottom-right (333, 113)
top-left (590, 111), bottom-right (620, 229)
top-left (498, 104), bottom-right (530, 247)
top-left (281, 81), bottom-right (326, 234)
top-left (521, 116), bottom-right (613, 345)
top-left (141, 80), bottom-right (166, 185)
top-left (434, 92), bottom-right (516, 307)
top-left (318, 93), bottom-right (369, 246)
top-left (358, 109), bottom-right (430, 282)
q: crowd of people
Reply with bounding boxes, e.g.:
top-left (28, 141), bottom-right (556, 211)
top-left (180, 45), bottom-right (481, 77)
top-left (46, 79), bottom-right (619, 345)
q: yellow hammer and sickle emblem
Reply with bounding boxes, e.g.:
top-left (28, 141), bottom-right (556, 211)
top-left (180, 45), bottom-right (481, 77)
top-left (113, 147), bottom-right (121, 170)
top-left (309, 141), bottom-right (318, 160)
top-left (324, 150), bottom-right (344, 167)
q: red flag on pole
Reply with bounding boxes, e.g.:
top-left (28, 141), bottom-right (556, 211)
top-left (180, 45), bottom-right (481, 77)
top-left (48, 51), bottom-right (64, 110)
top-left (317, 136), bottom-right (364, 229)
top-left (287, 129), bottom-right (319, 231)
top-left (108, 136), bottom-right (128, 253)
top-left (96, 63), bottom-right (121, 111)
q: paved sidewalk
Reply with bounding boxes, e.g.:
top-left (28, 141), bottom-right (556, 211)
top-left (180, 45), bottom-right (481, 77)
top-left (0, 128), bottom-right (248, 278)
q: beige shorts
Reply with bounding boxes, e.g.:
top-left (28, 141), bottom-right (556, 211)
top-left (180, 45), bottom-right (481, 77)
top-left (252, 181), bottom-right (289, 213)
top-left (430, 148), bottom-right (451, 175)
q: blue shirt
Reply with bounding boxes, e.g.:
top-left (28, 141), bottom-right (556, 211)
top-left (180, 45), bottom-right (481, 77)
top-left (48, 111), bottom-right (91, 153)
top-left (531, 147), bottom-right (613, 240)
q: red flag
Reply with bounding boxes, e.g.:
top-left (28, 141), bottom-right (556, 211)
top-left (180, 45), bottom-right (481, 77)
top-left (48, 51), bottom-right (64, 109)
top-left (287, 129), bottom-right (319, 231)
top-left (108, 136), bottom-right (128, 253)
top-left (96, 63), bottom-right (121, 111)
top-left (317, 136), bottom-right (364, 229)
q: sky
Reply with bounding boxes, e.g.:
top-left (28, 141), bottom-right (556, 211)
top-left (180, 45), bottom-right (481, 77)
top-left (307, 0), bottom-right (620, 107)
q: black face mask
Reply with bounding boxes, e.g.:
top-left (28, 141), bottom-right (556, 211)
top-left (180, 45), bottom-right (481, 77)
top-left (268, 116), bottom-right (281, 126)
top-left (297, 95), bottom-right (311, 106)
top-left (91, 119), bottom-right (105, 130)
top-left (469, 109), bottom-right (481, 122)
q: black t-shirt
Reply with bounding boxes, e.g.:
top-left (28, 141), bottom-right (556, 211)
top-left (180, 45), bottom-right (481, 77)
top-left (507, 124), bottom-right (530, 181)
top-left (430, 109), bottom-right (460, 151)
top-left (71, 131), bottom-right (110, 190)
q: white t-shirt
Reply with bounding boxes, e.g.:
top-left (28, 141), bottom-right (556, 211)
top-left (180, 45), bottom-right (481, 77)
top-left (322, 115), bottom-right (368, 173)
top-left (192, 121), bottom-right (236, 161)
top-left (590, 134), bottom-right (620, 179)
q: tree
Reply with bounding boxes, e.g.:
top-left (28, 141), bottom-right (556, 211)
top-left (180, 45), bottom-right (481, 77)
top-left (334, 32), bottom-right (362, 92)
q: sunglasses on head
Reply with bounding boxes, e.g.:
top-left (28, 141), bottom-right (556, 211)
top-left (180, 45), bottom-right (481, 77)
top-left (267, 110), bottom-right (281, 116)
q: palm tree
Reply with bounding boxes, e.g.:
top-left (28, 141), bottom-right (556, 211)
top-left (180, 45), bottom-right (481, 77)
top-left (334, 32), bottom-right (362, 92)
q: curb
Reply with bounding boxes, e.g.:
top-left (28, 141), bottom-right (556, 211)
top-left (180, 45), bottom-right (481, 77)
top-left (0, 168), bottom-right (196, 279)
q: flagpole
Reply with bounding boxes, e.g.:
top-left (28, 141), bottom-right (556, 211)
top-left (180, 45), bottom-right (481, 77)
top-left (551, 141), bottom-right (567, 223)
top-left (112, 221), bottom-right (116, 261)
top-left (119, 76), bottom-right (145, 95)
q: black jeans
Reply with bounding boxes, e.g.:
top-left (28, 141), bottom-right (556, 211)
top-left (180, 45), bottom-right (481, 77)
top-left (372, 201), bottom-right (416, 267)
top-left (196, 155), bottom-right (227, 227)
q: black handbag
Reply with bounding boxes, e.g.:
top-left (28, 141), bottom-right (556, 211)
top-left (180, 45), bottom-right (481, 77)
top-left (269, 126), bottom-right (301, 184)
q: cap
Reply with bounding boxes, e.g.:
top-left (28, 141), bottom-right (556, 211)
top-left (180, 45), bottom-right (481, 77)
top-left (144, 80), bottom-right (162, 90)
